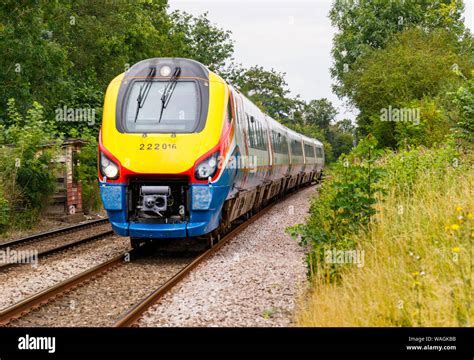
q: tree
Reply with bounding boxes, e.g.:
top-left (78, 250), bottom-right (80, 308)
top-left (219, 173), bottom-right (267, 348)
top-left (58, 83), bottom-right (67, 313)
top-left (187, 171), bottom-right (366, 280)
top-left (329, 0), bottom-right (468, 99)
top-left (169, 11), bottom-right (234, 72)
top-left (0, 1), bottom-right (71, 121)
top-left (303, 99), bottom-right (337, 129)
top-left (0, 99), bottom-right (60, 219)
top-left (344, 28), bottom-right (473, 147)
top-left (335, 119), bottom-right (355, 134)
top-left (0, 1), bottom-right (237, 137)
top-left (224, 64), bottom-right (295, 120)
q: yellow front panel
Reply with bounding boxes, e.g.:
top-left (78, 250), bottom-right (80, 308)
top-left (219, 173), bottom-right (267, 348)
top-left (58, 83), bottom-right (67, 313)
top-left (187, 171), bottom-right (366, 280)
top-left (101, 72), bottom-right (227, 174)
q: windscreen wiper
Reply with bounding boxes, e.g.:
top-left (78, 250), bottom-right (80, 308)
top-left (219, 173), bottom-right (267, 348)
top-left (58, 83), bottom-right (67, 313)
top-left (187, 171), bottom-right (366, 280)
top-left (157, 66), bottom-right (181, 124)
top-left (134, 66), bottom-right (156, 123)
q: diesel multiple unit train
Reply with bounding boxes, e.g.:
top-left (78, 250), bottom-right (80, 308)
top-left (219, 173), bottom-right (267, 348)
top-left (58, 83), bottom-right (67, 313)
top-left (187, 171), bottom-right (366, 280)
top-left (99, 58), bottom-right (324, 247)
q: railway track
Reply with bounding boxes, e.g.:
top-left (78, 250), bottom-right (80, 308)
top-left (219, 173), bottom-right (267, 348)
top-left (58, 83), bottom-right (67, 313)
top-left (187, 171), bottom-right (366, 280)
top-left (0, 219), bottom-right (113, 271)
top-left (0, 218), bottom-right (109, 249)
top-left (113, 200), bottom-right (276, 327)
top-left (0, 184), bottom-right (313, 327)
top-left (0, 253), bottom-right (127, 326)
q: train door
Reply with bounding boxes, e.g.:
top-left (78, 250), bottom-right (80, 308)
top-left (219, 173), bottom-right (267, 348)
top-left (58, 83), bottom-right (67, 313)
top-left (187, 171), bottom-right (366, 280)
top-left (230, 90), bottom-right (249, 192)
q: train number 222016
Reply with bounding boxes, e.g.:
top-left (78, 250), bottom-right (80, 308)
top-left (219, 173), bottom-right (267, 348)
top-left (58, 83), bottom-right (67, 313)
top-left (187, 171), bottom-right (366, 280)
top-left (139, 143), bottom-right (177, 151)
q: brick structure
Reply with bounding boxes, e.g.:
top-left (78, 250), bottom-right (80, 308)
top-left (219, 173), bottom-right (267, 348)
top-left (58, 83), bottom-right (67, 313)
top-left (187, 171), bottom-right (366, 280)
top-left (48, 139), bottom-right (87, 216)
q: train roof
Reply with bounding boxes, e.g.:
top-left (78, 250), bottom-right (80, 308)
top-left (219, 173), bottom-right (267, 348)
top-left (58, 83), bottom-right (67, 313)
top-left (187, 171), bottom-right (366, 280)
top-left (124, 57), bottom-right (210, 80)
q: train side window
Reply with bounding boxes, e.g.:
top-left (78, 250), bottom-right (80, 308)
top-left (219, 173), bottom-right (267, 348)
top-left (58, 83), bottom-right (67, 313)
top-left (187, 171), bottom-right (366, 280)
top-left (253, 119), bottom-right (258, 149)
top-left (246, 114), bottom-right (253, 148)
top-left (262, 128), bottom-right (268, 149)
top-left (272, 131), bottom-right (280, 153)
top-left (282, 135), bottom-right (288, 155)
top-left (316, 147), bottom-right (323, 158)
top-left (304, 144), bottom-right (314, 158)
top-left (255, 120), bottom-right (260, 149)
top-left (292, 140), bottom-right (303, 156)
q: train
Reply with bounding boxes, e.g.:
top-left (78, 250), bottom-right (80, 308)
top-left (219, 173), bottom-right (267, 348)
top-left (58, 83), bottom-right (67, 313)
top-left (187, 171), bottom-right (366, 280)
top-left (98, 58), bottom-right (324, 247)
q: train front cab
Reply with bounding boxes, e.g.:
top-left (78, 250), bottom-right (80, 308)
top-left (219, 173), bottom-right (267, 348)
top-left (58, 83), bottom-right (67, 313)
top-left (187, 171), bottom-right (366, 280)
top-left (99, 58), bottom-right (235, 240)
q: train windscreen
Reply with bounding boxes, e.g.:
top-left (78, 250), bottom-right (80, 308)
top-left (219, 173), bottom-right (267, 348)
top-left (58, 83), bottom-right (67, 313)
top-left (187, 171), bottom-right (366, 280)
top-left (124, 81), bottom-right (200, 133)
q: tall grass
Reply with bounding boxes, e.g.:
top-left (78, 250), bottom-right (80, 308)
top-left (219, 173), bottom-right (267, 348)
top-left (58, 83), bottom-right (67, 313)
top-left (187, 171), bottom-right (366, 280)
top-left (297, 146), bottom-right (473, 327)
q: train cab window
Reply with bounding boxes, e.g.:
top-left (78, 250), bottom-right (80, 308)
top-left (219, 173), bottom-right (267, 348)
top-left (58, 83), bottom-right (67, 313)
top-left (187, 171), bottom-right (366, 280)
top-left (316, 147), bottom-right (324, 158)
top-left (124, 80), bottom-right (200, 133)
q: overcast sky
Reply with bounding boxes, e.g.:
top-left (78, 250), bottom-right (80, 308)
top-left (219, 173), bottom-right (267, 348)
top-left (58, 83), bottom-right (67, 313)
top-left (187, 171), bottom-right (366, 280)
top-left (169, 0), bottom-right (474, 122)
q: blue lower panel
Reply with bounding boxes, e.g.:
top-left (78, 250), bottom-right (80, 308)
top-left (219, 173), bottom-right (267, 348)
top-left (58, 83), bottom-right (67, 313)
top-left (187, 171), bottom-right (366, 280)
top-left (129, 223), bottom-right (187, 239)
top-left (99, 181), bottom-right (232, 239)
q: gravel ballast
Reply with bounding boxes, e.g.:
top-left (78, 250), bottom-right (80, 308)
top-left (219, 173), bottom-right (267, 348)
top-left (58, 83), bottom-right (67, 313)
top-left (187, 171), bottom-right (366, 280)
top-left (0, 236), bottom-right (129, 310)
top-left (139, 185), bottom-right (316, 327)
top-left (11, 257), bottom-right (191, 327)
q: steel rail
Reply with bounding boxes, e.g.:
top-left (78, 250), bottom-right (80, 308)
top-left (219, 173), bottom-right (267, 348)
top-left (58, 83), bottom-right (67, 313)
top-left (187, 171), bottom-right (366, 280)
top-left (0, 218), bottom-right (109, 250)
top-left (0, 230), bottom-right (115, 271)
top-left (0, 252), bottom-right (129, 326)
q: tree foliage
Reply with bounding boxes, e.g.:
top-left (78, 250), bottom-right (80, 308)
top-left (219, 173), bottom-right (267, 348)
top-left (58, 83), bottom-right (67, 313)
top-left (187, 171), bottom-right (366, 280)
top-left (0, 1), bottom-right (234, 136)
top-left (0, 99), bottom-right (60, 228)
top-left (329, 0), bottom-right (468, 98)
top-left (344, 28), bottom-right (473, 147)
top-left (450, 71), bottom-right (474, 148)
top-left (170, 11), bottom-right (234, 72)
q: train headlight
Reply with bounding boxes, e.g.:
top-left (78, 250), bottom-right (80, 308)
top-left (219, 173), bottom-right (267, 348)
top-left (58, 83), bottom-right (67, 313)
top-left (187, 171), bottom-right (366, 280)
top-left (195, 152), bottom-right (220, 180)
top-left (100, 152), bottom-right (120, 180)
top-left (160, 65), bottom-right (172, 77)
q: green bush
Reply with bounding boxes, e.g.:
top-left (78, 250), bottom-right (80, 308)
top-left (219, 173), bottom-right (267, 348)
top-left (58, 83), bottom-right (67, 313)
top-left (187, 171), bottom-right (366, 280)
top-left (382, 141), bottom-right (461, 197)
top-left (287, 135), bottom-right (385, 280)
top-left (450, 70), bottom-right (474, 148)
top-left (0, 183), bottom-right (10, 233)
top-left (289, 136), bottom-right (464, 282)
top-left (0, 99), bottom-right (60, 228)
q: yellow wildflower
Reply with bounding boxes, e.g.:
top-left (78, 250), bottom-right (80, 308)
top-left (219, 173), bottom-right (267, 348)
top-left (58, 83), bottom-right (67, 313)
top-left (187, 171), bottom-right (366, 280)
top-left (455, 206), bottom-right (463, 213)
top-left (450, 224), bottom-right (460, 231)
top-left (452, 247), bottom-right (460, 253)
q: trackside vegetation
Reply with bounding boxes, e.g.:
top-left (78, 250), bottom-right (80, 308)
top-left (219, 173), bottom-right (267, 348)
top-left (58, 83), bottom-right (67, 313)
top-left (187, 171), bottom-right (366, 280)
top-left (289, 0), bottom-right (473, 327)
top-left (293, 142), bottom-right (472, 326)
